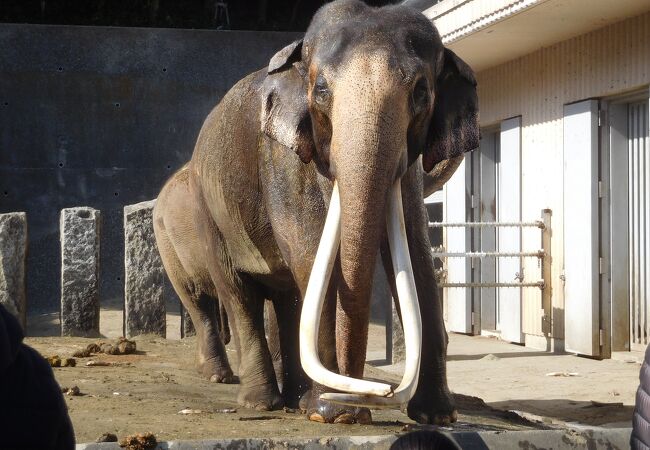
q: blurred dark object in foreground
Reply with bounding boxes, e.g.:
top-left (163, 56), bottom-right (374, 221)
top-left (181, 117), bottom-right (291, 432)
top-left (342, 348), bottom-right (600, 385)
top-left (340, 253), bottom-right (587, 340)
top-left (632, 343), bottom-right (650, 449)
top-left (0, 303), bottom-right (75, 449)
top-left (391, 430), bottom-right (462, 450)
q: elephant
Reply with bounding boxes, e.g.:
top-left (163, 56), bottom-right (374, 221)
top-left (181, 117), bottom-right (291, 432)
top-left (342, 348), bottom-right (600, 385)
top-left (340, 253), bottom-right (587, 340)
top-left (153, 0), bottom-right (478, 425)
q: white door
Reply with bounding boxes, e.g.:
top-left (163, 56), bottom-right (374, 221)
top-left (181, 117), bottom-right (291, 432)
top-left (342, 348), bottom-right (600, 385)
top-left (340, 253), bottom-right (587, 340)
top-left (563, 99), bottom-right (600, 357)
top-left (628, 100), bottom-right (650, 349)
top-left (497, 117), bottom-right (523, 343)
top-left (444, 157), bottom-right (472, 333)
top-left (479, 131), bottom-right (498, 331)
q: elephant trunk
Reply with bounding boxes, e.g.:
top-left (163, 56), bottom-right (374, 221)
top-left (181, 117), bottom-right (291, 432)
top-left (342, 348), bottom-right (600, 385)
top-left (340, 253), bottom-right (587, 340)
top-left (299, 56), bottom-right (422, 406)
top-left (335, 154), bottom-right (392, 379)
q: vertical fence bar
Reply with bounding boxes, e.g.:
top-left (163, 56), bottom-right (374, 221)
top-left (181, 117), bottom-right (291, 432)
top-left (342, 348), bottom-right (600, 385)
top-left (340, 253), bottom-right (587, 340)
top-left (629, 103), bottom-right (636, 345)
top-left (637, 102), bottom-right (650, 344)
top-left (541, 209), bottom-right (552, 336)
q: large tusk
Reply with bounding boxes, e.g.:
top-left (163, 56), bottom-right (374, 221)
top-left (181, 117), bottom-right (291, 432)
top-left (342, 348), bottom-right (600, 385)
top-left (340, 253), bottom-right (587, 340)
top-left (320, 179), bottom-right (422, 408)
top-left (299, 181), bottom-right (394, 397)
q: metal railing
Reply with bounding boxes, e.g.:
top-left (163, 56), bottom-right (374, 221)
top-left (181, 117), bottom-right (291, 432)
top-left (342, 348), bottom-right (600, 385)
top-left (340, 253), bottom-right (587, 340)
top-left (430, 209), bottom-right (552, 293)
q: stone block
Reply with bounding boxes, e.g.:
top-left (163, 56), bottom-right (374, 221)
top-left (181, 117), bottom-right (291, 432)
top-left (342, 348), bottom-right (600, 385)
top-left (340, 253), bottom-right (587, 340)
top-left (0, 212), bottom-right (27, 329)
top-left (60, 207), bottom-right (101, 337)
top-left (181, 304), bottom-right (195, 338)
top-left (391, 302), bottom-right (405, 364)
top-left (124, 200), bottom-right (165, 338)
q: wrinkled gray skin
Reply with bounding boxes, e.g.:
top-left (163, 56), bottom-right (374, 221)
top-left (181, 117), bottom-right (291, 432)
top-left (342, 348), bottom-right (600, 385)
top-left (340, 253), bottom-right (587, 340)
top-left (153, 0), bottom-right (478, 425)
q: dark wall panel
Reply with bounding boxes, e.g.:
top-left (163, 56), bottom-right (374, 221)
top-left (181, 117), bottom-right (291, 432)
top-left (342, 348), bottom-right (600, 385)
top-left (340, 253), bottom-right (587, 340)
top-left (0, 24), bottom-right (301, 315)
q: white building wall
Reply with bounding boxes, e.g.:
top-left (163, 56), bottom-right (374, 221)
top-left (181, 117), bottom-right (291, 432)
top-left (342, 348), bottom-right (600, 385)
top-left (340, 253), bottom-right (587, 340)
top-left (444, 12), bottom-right (650, 345)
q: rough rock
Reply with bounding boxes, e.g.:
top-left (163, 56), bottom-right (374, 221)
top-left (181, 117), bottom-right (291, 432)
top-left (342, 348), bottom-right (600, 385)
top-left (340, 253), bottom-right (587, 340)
top-left (124, 200), bottom-right (165, 338)
top-left (181, 304), bottom-right (195, 338)
top-left (391, 301), bottom-right (405, 364)
top-left (0, 212), bottom-right (27, 329)
top-left (60, 207), bottom-right (101, 337)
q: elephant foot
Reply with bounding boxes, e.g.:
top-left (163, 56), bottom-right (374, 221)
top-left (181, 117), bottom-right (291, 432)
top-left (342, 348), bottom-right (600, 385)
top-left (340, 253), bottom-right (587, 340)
top-left (281, 377), bottom-right (310, 410)
top-left (198, 356), bottom-right (234, 384)
top-left (237, 384), bottom-right (284, 411)
top-left (300, 389), bottom-right (372, 424)
top-left (407, 388), bottom-right (457, 425)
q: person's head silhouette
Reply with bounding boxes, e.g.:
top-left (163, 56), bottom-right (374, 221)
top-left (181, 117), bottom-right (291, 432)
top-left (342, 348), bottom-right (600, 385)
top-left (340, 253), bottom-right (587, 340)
top-left (391, 430), bottom-right (462, 450)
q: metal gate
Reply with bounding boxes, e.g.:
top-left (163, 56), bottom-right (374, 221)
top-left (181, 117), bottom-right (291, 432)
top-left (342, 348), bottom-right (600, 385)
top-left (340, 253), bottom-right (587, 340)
top-left (430, 209), bottom-right (552, 339)
top-left (629, 100), bottom-right (650, 347)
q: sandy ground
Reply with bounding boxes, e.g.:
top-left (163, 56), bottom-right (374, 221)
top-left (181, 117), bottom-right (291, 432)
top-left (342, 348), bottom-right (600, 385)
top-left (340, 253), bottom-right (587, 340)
top-left (23, 313), bottom-right (640, 444)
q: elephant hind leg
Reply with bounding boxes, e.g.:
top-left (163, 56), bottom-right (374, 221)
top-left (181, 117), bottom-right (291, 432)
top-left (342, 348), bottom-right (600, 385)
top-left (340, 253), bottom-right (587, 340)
top-left (212, 272), bottom-right (283, 411)
top-left (201, 227), bottom-right (283, 411)
top-left (155, 226), bottom-right (234, 383)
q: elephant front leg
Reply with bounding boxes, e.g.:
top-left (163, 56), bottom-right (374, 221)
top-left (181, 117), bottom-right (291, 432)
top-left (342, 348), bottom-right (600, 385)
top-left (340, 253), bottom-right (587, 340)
top-left (381, 238), bottom-right (456, 425)
top-left (381, 169), bottom-right (456, 425)
top-left (405, 285), bottom-right (456, 425)
top-left (296, 275), bottom-right (372, 424)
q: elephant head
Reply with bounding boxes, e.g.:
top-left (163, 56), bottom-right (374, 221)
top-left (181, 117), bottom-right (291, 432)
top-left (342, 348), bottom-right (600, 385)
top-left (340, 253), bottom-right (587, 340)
top-left (260, 0), bottom-right (478, 407)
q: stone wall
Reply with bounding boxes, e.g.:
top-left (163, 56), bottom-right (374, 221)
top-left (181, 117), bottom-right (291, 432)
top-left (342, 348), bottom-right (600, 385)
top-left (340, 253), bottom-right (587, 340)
top-left (0, 24), bottom-right (301, 314)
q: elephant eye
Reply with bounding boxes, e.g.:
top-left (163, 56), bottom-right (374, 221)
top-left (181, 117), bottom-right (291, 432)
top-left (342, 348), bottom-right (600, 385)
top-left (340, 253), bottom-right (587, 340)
top-left (411, 78), bottom-right (430, 112)
top-left (313, 74), bottom-right (330, 105)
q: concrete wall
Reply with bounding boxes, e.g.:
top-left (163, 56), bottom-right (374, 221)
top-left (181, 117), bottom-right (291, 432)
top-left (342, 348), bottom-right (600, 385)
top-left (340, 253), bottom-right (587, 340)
top-left (0, 24), bottom-right (301, 317)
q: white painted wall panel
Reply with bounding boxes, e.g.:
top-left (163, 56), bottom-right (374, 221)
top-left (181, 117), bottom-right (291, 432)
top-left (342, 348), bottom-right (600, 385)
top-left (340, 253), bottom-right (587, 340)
top-left (479, 132), bottom-right (498, 331)
top-left (498, 117), bottom-right (523, 343)
top-left (563, 99), bottom-right (600, 357)
top-left (444, 158), bottom-right (472, 333)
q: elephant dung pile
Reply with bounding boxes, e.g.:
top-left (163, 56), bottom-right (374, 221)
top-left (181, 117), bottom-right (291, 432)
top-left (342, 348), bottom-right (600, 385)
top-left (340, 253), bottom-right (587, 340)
top-left (46, 356), bottom-right (76, 367)
top-left (118, 432), bottom-right (157, 450)
top-left (72, 337), bottom-right (136, 358)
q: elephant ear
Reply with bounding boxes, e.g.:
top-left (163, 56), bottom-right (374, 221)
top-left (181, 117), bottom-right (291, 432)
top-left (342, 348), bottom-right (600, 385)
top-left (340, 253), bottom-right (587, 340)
top-left (268, 39), bottom-right (303, 74)
top-left (423, 48), bottom-right (479, 172)
top-left (260, 40), bottom-right (315, 163)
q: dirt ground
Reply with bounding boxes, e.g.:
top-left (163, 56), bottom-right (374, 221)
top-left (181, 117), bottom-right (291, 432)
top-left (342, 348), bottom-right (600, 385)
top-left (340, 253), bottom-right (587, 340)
top-left (24, 318), bottom-right (639, 444)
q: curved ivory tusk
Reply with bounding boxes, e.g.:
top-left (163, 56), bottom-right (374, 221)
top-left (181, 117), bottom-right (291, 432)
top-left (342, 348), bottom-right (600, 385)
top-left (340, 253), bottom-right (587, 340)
top-left (319, 180), bottom-right (422, 408)
top-left (299, 182), bottom-right (394, 397)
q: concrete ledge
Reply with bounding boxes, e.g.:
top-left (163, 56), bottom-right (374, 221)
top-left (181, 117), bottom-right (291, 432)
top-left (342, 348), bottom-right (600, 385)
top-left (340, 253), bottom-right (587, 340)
top-left (77, 428), bottom-right (632, 450)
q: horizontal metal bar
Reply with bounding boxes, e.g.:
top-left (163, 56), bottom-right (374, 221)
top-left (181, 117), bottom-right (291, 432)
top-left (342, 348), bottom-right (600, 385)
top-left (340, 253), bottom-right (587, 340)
top-left (428, 221), bottom-right (545, 229)
top-left (438, 281), bottom-right (545, 289)
top-left (432, 250), bottom-right (545, 258)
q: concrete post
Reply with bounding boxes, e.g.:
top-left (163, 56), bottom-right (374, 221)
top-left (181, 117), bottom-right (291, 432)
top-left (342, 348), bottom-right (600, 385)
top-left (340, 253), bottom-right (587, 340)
top-left (391, 301), bottom-right (405, 364)
top-left (181, 304), bottom-right (195, 338)
top-left (124, 200), bottom-right (165, 338)
top-left (60, 207), bottom-right (101, 337)
top-left (0, 212), bottom-right (27, 329)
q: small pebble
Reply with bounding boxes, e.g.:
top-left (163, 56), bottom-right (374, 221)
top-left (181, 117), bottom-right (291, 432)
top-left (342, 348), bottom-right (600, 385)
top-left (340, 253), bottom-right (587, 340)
top-left (62, 386), bottom-right (81, 396)
top-left (86, 360), bottom-right (111, 367)
top-left (178, 408), bottom-right (204, 414)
